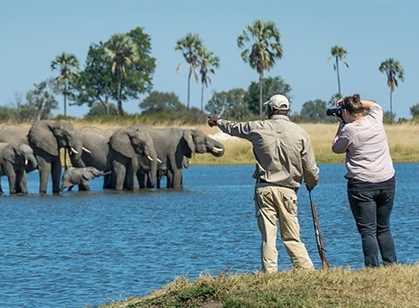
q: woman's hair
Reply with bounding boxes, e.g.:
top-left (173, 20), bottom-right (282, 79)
top-left (342, 94), bottom-right (364, 115)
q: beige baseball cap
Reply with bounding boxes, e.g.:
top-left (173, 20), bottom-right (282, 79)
top-left (264, 94), bottom-right (290, 110)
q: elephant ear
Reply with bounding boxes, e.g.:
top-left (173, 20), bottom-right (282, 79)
top-left (182, 130), bottom-right (195, 158)
top-left (28, 121), bottom-right (58, 156)
top-left (2, 144), bottom-right (17, 164)
top-left (109, 129), bottom-right (137, 158)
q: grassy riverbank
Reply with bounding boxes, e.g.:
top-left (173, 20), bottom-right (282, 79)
top-left (103, 264), bottom-right (419, 307)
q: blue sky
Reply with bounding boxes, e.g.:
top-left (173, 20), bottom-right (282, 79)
top-left (1, 0), bottom-right (418, 117)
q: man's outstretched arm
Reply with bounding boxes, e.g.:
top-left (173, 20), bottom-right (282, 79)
top-left (208, 117), bottom-right (262, 140)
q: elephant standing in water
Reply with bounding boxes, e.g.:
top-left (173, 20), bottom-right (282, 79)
top-left (28, 120), bottom-right (83, 194)
top-left (0, 143), bottom-right (37, 194)
top-left (109, 127), bottom-right (158, 191)
top-left (69, 127), bottom-right (114, 190)
top-left (143, 128), bottom-right (224, 190)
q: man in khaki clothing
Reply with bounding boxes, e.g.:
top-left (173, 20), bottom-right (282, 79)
top-left (208, 94), bottom-right (319, 273)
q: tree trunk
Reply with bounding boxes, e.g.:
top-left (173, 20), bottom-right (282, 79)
top-left (117, 78), bottom-right (123, 115)
top-left (201, 83), bottom-right (204, 112)
top-left (259, 72), bottom-right (264, 119)
top-left (390, 88), bottom-right (393, 124)
top-left (64, 80), bottom-right (68, 118)
top-left (187, 66), bottom-right (192, 109)
top-left (336, 57), bottom-right (341, 96)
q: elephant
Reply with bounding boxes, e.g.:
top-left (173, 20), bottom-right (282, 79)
top-left (27, 120), bottom-right (83, 194)
top-left (62, 166), bottom-right (109, 191)
top-left (109, 127), bottom-right (158, 191)
top-left (69, 127), bottom-right (114, 190)
top-left (0, 125), bottom-right (37, 173)
top-left (143, 128), bottom-right (224, 190)
top-left (0, 142), bottom-right (37, 194)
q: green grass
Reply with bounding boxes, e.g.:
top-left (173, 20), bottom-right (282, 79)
top-left (103, 265), bottom-right (419, 307)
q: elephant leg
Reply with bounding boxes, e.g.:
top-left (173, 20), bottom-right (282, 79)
top-left (166, 170), bottom-right (174, 189)
top-left (124, 158), bottom-right (138, 191)
top-left (172, 169), bottom-right (183, 190)
top-left (113, 160), bottom-right (126, 191)
top-left (156, 170), bottom-right (161, 189)
top-left (4, 162), bottom-right (17, 194)
top-left (103, 173), bottom-right (112, 189)
top-left (14, 169), bottom-right (26, 194)
top-left (36, 155), bottom-right (50, 194)
top-left (51, 159), bottom-right (62, 195)
top-left (19, 172), bottom-right (28, 194)
top-left (79, 180), bottom-right (90, 191)
top-left (124, 164), bottom-right (135, 191)
top-left (137, 170), bottom-right (146, 189)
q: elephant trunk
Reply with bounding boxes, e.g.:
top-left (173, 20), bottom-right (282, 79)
top-left (208, 139), bottom-right (225, 157)
top-left (26, 153), bottom-right (38, 170)
top-left (148, 160), bottom-right (158, 188)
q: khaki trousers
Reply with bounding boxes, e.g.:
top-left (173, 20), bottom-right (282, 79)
top-left (255, 185), bottom-right (314, 273)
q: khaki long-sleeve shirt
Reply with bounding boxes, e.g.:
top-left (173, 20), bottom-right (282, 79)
top-left (217, 115), bottom-right (319, 190)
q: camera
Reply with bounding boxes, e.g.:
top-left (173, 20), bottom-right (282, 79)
top-left (326, 107), bottom-right (343, 118)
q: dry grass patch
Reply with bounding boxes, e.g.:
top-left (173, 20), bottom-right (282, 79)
top-left (103, 265), bottom-right (419, 308)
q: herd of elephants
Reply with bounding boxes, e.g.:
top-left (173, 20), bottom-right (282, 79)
top-left (0, 121), bottom-right (225, 195)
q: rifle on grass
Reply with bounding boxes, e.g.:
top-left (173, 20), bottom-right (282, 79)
top-left (309, 191), bottom-right (330, 269)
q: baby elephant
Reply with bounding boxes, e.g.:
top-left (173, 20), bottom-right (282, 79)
top-left (62, 167), bottom-right (109, 191)
top-left (0, 142), bottom-right (37, 195)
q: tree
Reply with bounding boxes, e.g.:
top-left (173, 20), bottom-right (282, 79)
top-left (206, 88), bottom-right (249, 120)
top-left (300, 99), bottom-right (328, 122)
top-left (104, 34), bottom-right (139, 115)
top-left (198, 47), bottom-right (220, 111)
top-left (410, 103), bottom-right (419, 118)
top-left (237, 20), bottom-right (283, 118)
top-left (74, 27), bottom-right (155, 115)
top-left (139, 91), bottom-right (185, 114)
top-left (245, 76), bottom-right (291, 115)
top-left (50, 52), bottom-right (79, 117)
top-left (18, 81), bottom-right (58, 121)
top-left (379, 58), bottom-right (405, 122)
top-left (175, 33), bottom-right (203, 109)
top-left (330, 46), bottom-right (348, 96)
top-left (383, 111), bottom-right (396, 124)
top-left (73, 42), bottom-right (114, 114)
top-left (85, 102), bottom-right (118, 118)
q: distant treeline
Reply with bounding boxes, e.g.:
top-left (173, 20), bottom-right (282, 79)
top-left (3, 22), bottom-right (417, 124)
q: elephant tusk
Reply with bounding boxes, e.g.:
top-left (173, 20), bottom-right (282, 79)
top-left (212, 146), bottom-right (224, 153)
top-left (146, 155), bottom-right (154, 161)
top-left (70, 147), bottom-right (79, 154)
top-left (82, 146), bottom-right (92, 154)
top-left (156, 158), bottom-right (162, 164)
top-left (25, 159), bottom-right (28, 165)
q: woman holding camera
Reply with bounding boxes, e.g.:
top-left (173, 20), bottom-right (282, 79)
top-left (332, 94), bottom-right (396, 267)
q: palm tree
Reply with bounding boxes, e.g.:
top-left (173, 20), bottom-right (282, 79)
top-left (51, 52), bottom-right (79, 117)
top-left (237, 20), bottom-right (283, 118)
top-left (104, 34), bottom-right (139, 115)
top-left (379, 58), bottom-right (405, 121)
top-left (198, 47), bottom-right (220, 111)
top-left (330, 46), bottom-right (349, 96)
top-left (175, 33), bottom-right (203, 109)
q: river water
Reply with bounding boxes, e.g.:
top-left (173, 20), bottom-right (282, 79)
top-left (0, 164), bottom-right (418, 307)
